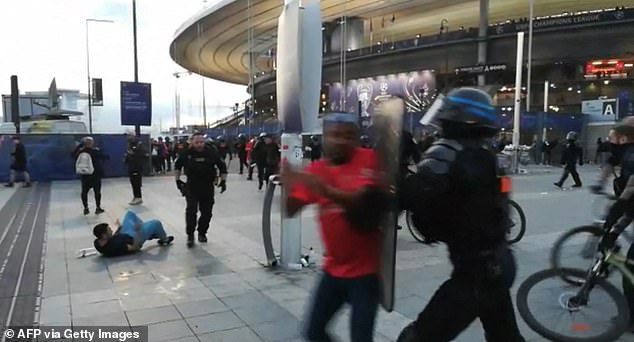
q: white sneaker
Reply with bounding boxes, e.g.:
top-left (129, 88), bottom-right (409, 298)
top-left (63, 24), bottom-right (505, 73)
top-left (129, 198), bottom-right (143, 205)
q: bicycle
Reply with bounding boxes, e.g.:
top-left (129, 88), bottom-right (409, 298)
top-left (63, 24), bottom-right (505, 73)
top-left (403, 165), bottom-right (526, 244)
top-left (550, 193), bottom-right (634, 286)
top-left (516, 242), bottom-right (633, 341)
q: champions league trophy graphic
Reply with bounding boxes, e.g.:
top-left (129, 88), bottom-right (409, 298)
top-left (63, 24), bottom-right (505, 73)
top-left (357, 81), bottom-right (373, 118)
top-left (373, 80), bottom-right (393, 104)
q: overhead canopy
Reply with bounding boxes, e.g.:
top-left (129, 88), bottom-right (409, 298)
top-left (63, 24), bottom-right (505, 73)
top-left (170, 0), bottom-right (624, 85)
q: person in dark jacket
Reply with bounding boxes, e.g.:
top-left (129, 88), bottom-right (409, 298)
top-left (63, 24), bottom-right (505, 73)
top-left (307, 135), bottom-right (323, 162)
top-left (400, 130), bottom-right (422, 177)
top-left (125, 133), bottom-right (147, 205)
top-left (263, 135), bottom-right (281, 189)
top-left (175, 133), bottom-right (228, 247)
top-left (76, 137), bottom-right (108, 215)
top-left (5, 136), bottom-right (31, 188)
top-left (252, 133), bottom-right (268, 190)
top-left (216, 136), bottom-right (232, 163)
top-left (235, 134), bottom-right (248, 174)
top-left (554, 131), bottom-right (583, 188)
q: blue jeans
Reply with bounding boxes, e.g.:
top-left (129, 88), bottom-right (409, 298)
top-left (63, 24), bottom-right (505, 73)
top-left (119, 211), bottom-right (167, 247)
top-left (304, 272), bottom-right (380, 342)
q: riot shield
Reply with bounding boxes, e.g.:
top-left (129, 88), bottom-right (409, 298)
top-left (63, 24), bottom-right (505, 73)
top-left (370, 96), bottom-right (404, 312)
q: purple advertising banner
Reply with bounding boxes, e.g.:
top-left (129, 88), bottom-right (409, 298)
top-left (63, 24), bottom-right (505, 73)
top-left (328, 70), bottom-right (437, 117)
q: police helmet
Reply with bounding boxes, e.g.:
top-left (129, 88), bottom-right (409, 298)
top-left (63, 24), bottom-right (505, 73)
top-left (566, 131), bottom-right (578, 141)
top-left (259, 132), bottom-right (268, 138)
top-left (238, 133), bottom-right (246, 140)
top-left (216, 135), bottom-right (225, 142)
top-left (420, 87), bottom-right (497, 130)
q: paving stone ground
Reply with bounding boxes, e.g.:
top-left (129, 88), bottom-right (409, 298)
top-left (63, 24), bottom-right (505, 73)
top-left (29, 164), bottom-right (634, 341)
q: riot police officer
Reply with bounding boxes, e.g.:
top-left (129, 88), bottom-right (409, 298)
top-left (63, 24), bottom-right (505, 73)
top-left (235, 133), bottom-right (248, 174)
top-left (554, 131), bottom-right (583, 188)
top-left (216, 135), bottom-right (232, 163)
top-left (398, 88), bottom-right (524, 342)
top-left (175, 133), bottom-right (228, 247)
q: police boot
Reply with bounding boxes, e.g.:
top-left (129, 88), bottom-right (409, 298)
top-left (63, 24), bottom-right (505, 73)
top-left (396, 323), bottom-right (420, 342)
top-left (187, 234), bottom-right (194, 248)
top-left (198, 233), bottom-right (208, 243)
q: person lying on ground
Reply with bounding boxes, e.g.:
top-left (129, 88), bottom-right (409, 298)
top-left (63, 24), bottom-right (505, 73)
top-left (93, 211), bottom-right (174, 257)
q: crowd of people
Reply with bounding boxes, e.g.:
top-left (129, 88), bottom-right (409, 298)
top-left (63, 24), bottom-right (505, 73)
top-left (13, 84), bottom-right (634, 341)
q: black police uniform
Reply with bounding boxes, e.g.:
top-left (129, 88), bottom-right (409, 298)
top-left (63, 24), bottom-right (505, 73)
top-left (400, 130), bottom-right (421, 177)
top-left (555, 138), bottom-right (583, 188)
top-left (263, 141), bottom-right (281, 187)
top-left (308, 139), bottom-right (322, 162)
top-left (251, 138), bottom-right (267, 189)
top-left (235, 137), bottom-right (248, 174)
top-left (398, 88), bottom-right (524, 342)
top-left (125, 139), bottom-right (146, 199)
top-left (175, 147), bottom-right (227, 241)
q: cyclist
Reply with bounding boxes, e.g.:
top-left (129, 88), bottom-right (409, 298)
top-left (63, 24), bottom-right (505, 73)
top-left (593, 128), bottom-right (627, 196)
top-left (397, 87), bottom-right (524, 342)
top-left (594, 117), bottom-right (634, 329)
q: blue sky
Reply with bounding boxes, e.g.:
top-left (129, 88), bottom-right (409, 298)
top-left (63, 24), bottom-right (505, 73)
top-left (0, 0), bottom-right (248, 134)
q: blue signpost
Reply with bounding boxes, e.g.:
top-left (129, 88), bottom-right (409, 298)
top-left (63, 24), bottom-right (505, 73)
top-left (120, 81), bottom-right (152, 126)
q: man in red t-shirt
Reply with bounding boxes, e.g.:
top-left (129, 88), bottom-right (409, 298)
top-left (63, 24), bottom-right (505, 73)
top-left (282, 113), bottom-right (389, 342)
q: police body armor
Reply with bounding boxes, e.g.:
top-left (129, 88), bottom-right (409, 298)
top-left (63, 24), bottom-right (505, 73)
top-left (404, 139), bottom-right (508, 254)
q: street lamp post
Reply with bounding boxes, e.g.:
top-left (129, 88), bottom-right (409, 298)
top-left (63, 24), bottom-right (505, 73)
top-left (440, 19), bottom-right (449, 89)
top-left (85, 18), bottom-right (114, 134)
top-left (526, 0), bottom-right (535, 112)
top-left (132, 0), bottom-right (140, 136)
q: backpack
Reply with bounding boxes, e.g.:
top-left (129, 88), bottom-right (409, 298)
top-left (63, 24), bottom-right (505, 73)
top-left (75, 152), bottom-right (94, 175)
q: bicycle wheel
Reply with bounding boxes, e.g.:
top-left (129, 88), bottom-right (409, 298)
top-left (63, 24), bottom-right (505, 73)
top-left (507, 200), bottom-right (526, 244)
top-left (516, 268), bottom-right (629, 342)
top-left (406, 210), bottom-right (426, 243)
top-left (550, 226), bottom-right (603, 286)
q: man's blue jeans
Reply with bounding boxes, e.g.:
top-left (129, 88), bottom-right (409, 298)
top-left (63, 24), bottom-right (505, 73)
top-left (304, 271), bottom-right (380, 342)
top-left (119, 211), bottom-right (167, 247)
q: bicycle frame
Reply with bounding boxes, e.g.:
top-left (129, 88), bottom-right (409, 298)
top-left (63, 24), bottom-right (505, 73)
top-left (606, 251), bottom-right (634, 284)
top-left (569, 250), bottom-right (634, 307)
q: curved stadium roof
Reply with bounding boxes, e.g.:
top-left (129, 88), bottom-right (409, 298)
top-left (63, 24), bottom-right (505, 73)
top-left (170, 0), bottom-right (626, 85)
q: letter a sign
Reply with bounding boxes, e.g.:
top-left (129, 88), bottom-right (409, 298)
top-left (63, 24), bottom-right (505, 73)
top-left (602, 100), bottom-right (617, 116)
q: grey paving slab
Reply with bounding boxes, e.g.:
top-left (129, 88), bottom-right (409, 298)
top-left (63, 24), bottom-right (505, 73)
top-left (125, 305), bottom-right (182, 326)
top-left (250, 318), bottom-right (302, 342)
top-left (168, 286), bottom-right (217, 304)
top-left (233, 302), bottom-right (296, 325)
top-left (120, 293), bottom-right (173, 311)
top-left (185, 311), bottom-right (245, 335)
top-left (147, 320), bottom-right (194, 342)
top-left (206, 279), bottom-right (256, 298)
top-left (174, 298), bottom-right (229, 318)
top-left (220, 290), bottom-right (277, 310)
top-left (393, 295), bottom-right (428, 319)
top-left (72, 310), bottom-right (128, 326)
top-left (70, 299), bottom-right (122, 319)
top-left (164, 337), bottom-right (199, 342)
top-left (198, 327), bottom-right (263, 342)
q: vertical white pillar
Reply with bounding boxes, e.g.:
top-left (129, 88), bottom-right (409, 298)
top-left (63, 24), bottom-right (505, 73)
top-left (526, 0), bottom-right (534, 111)
top-left (512, 32), bottom-right (525, 174)
top-left (477, 0), bottom-right (489, 86)
top-left (280, 132), bottom-right (303, 269)
top-left (543, 80), bottom-right (549, 141)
